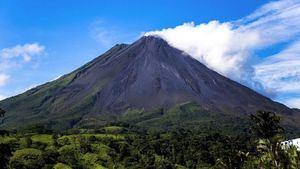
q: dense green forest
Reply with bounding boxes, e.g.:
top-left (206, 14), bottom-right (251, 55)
top-left (1, 110), bottom-right (300, 169)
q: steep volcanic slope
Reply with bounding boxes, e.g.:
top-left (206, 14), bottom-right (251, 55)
top-left (0, 36), bottom-right (298, 129)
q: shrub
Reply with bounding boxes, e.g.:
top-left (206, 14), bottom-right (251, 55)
top-left (57, 145), bottom-right (81, 167)
top-left (53, 163), bottom-right (72, 169)
top-left (57, 136), bottom-right (71, 146)
top-left (9, 148), bottom-right (44, 169)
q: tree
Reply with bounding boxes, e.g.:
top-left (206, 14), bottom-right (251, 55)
top-left (57, 144), bottom-right (84, 168)
top-left (42, 146), bottom-right (59, 166)
top-left (0, 108), bottom-right (6, 125)
top-left (250, 111), bottom-right (284, 139)
top-left (256, 135), bottom-right (289, 168)
top-left (0, 143), bottom-right (12, 169)
top-left (0, 108), bottom-right (5, 117)
top-left (25, 136), bottom-right (33, 148)
top-left (250, 111), bottom-right (289, 168)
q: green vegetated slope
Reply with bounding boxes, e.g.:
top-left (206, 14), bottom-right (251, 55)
top-left (123, 102), bottom-right (300, 136)
top-left (79, 102), bottom-right (300, 137)
top-left (2, 96), bottom-right (300, 137)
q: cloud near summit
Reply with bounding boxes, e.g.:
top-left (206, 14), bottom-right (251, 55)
top-left (145, 0), bottom-right (300, 108)
top-left (146, 21), bottom-right (258, 81)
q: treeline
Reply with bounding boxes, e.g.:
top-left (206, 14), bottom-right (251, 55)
top-left (0, 111), bottom-right (300, 169)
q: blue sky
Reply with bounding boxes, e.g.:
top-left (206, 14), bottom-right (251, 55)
top-left (1, 0), bottom-right (300, 108)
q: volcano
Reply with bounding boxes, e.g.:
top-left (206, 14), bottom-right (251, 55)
top-left (0, 36), bottom-right (299, 131)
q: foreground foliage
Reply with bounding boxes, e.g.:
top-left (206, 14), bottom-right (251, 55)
top-left (0, 111), bottom-right (299, 169)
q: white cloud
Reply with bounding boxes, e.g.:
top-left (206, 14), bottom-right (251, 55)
top-left (0, 43), bottom-right (45, 62)
top-left (285, 98), bottom-right (300, 109)
top-left (145, 0), bottom-right (300, 108)
top-left (145, 21), bottom-right (259, 81)
top-left (0, 73), bottom-right (9, 87)
top-left (0, 94), bottom-right (7, 101)
top-left (145, 0), bottom-right (300, 80)
top-left (0, 43), bottom-right (45, 89)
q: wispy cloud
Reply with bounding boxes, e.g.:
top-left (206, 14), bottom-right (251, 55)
top-left (89, 19), bottom-right (137, 48)
top-left (254, 40), bottom-right (300, 93)
top-left (145, 0), bottom-right (300, 108)
top-left (254, 40), bottom-right (300, 107)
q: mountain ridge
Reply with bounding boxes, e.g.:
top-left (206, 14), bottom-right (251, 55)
top-left (0, 36), bottom-right (299, 130)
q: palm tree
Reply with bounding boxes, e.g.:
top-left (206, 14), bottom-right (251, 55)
top-left (286, 145), bottom-right (300, 169)
top-left (256, 135), bottom-right (289, 168)
top-left (250, 111), bottom-right (289, 168)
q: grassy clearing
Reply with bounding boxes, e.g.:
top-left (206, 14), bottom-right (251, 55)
top-left (31, 134), bottom-right (53, 145)
top-left (80, 133), bottom-right (125, 140)
top-left (0, 136), bottom-right (18, 144)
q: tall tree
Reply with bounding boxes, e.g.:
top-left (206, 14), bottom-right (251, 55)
top-left (250, 111), bottom-right (284, 139)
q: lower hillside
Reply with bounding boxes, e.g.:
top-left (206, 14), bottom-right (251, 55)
top-left (2, 102), bottom-right (300, 137)
top-left (78, 102), bottom-right (253, 135)
top-left (54, 102), bottom-right (300, 136)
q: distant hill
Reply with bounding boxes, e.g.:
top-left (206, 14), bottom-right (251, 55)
top-left (0, 36), bottom-right (299, 132)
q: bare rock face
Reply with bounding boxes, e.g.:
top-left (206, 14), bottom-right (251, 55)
top-left (0, 36), bottom-right (298, 129)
